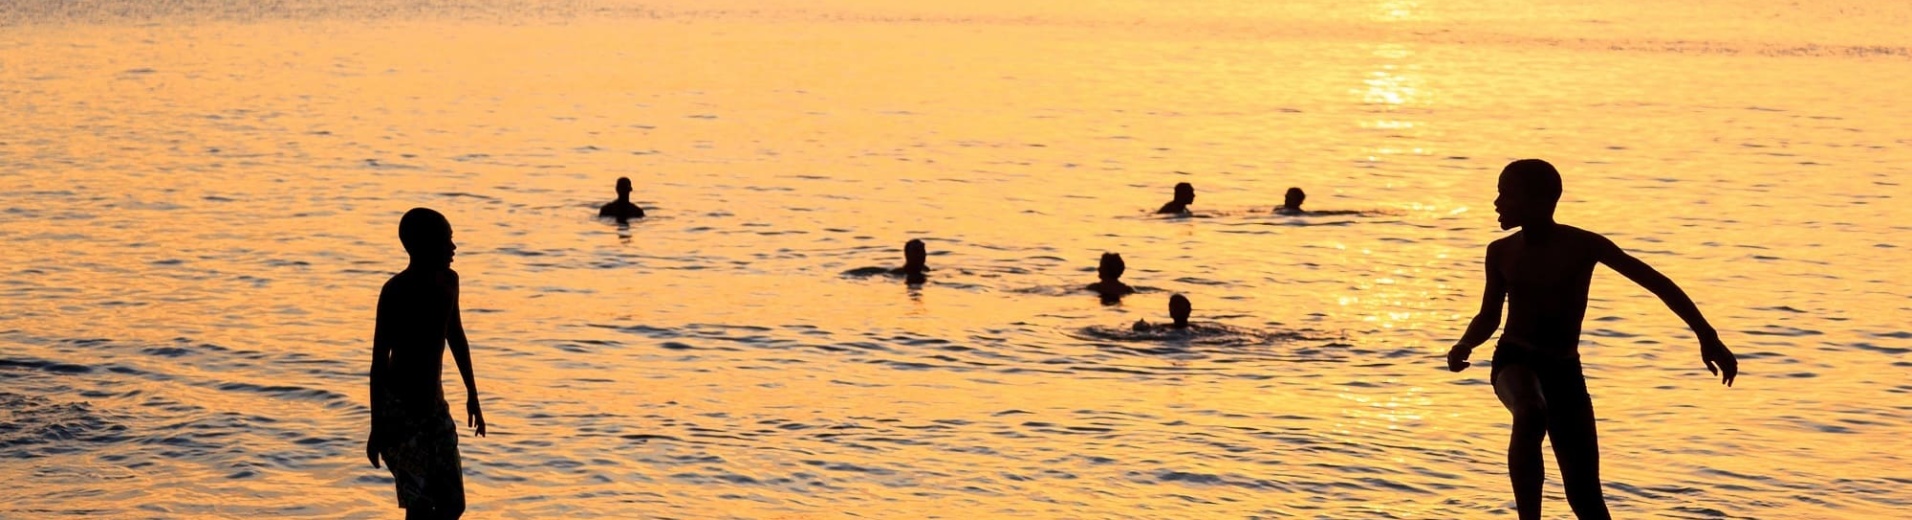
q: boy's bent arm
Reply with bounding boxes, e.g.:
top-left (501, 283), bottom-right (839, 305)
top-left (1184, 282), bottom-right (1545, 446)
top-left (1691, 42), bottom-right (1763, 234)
top-left (1596, 237), bottom-right (1738, 386)
top-left (446, 272), bottom-right (487, 436)
top-left (1448, 244), bottom-right (1507, 372)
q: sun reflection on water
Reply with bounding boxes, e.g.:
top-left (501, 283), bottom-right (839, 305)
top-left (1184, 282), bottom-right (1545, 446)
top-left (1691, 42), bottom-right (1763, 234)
top-left (1373, 0), bottom-right (1422, 22)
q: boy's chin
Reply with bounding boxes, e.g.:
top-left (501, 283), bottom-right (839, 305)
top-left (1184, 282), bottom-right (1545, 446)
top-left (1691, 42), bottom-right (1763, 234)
top-left (1499, 220), bottom-right (1518, 230)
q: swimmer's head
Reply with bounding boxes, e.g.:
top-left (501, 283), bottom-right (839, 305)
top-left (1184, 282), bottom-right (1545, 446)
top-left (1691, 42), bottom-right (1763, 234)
top-left (903, 239), bottom-right (927, 270)
top-left (615, 177), bottom-right (633, 198)
top-left (1172, 182), bottom-right (1196, 205)
top-left (1168, 294), bottom-right (1191, 327)
top-left (1283, 187), bottom-right (1306, 210)
top-left (1496, 159), bottom-right (1562, 230)
top-left (1097, 252), bottom-right (1126, 282)
top-left (399, 207), bottom-right (455, 265)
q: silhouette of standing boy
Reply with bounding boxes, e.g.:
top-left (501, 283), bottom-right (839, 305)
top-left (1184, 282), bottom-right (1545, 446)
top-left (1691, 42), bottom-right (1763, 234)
top-left (367, 208), bottom-right (487, 520)
top-left (1446, 159), bottom-right (1737, 520)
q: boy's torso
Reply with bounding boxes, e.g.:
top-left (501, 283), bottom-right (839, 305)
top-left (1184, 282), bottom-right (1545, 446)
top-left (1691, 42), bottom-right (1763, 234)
top-left (1494, 225), bottom-right (1605, 359)
top-left (380, 269), bottom-right (456, 406)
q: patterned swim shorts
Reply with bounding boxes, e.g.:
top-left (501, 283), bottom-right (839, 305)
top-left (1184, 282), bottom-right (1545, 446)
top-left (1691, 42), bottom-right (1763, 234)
top-left (378, 398), bottom-right (463, 510)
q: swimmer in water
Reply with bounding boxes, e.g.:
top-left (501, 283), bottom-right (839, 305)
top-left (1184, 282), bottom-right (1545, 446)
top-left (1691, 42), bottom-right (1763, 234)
top-left (598, 177), bottom-right (645, 222)
top-left (1275, 187), bottom-right (1306, 215)
top-left (1156, 182), bottom-right (1196, 215)
top-left (1445, 159), bottom-right (1737, 520)
top-left (892, 239), bottom-right (928, 284)
top-left (1132, 294), bottom-right (1193, 331)
top-left (1085, 252), bottom-right (1136, 301)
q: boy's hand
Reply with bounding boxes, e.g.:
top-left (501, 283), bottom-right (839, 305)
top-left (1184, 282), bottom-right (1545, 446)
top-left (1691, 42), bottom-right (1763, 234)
top-left (365, 432), bottom-right (382, 468)
top-left (468, 398), bottom-right (487, 437)
top-left (1446, 345), bottom-right (1473, 372)
top-left (1701, 336), bottom-right (1737, 387)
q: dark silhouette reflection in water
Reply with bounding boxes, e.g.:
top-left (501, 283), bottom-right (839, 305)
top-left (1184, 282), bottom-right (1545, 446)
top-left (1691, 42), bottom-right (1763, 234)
top-left (843, 239), bottom-right (929, 285)
top-left (1443, 159), bottom-right (1738, 520)
top-left (367, 208), bottom-right (487, 520)
top-left (1156, 182), bottom-right (1195, 215)
top-left (598, 177), bottom-right (645, 223)
top-left (1085, 252), bottom-right (1136, 303)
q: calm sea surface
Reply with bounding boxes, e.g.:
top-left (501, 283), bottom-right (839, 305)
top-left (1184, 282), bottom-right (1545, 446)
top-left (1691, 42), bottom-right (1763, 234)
top-left (3, 1), bottom-right (1909, 518)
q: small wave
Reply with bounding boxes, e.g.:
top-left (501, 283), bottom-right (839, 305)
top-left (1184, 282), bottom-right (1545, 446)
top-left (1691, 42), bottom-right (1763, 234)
top-left (0, 357), bottom-right (95, 374)
top-left (1071, 322), bottom-right (1309, 347)
top-left (0, 392), bottom-right (130, 454)
top-left (212, 382), bottom-right (352, 405)
top-left (841, 266), bottom-right (898, 278)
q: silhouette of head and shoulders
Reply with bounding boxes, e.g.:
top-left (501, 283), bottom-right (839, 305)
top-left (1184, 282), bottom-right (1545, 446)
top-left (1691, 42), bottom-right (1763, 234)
top-left (598, 177), bottom-right (645, 222)
top-left (1275, 187), bottom-right (1306, 215)
top-left (1156, 182), bottom-right (1196, 215)
top-left (890, 239), bottom-right (929, 285)
top-left (1085, 252), bottom-right (1136, 301)
top-left (1492, 158), bottom-right (1603, 247)
top-left (1133, 294), bottom-right (1193, 331)
top-left (1496, 159), bottom-right (1560, 229)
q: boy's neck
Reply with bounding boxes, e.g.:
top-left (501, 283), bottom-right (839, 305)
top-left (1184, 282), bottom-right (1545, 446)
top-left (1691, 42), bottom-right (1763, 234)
top-left (1521, 219), bottom-right (1559, 241)
top-left (406, 259), bottom-right (449, 272)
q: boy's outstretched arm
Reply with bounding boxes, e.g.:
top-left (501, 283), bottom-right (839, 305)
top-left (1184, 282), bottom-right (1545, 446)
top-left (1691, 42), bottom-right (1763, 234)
top-left (1448, 245), bottom-right (1507, 372)
top-left (446, 272), bottom-right (486, 436)
top-left (1596, 237), bottom-right (1738, 386)
top-left (368, 289), bottom-right (393, 468)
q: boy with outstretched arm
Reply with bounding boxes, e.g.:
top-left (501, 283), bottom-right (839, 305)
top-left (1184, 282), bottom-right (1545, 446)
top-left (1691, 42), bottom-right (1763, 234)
top-left (1446, 159), bottom-right (1737, 520)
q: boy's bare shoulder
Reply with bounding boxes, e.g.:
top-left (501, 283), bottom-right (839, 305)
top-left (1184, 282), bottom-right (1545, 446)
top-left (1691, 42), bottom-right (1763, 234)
top-left (1558, 224), bottom-right (1597, 238)
top-left (1487, 233), bottom-right (1520, 252)
top-left (1557, 225), bottom-right (1620, 251)
top-left (381, 271), bottom-right (408, 291)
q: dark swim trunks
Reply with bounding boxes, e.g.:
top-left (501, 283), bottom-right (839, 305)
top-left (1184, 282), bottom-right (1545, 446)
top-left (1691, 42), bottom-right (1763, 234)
top-left (378, 397), bottom-right (463, 510)
top-left (1489, 341), bottom-right (1604, 472)
top-left (1490, 342), bottom-right (1593, 411)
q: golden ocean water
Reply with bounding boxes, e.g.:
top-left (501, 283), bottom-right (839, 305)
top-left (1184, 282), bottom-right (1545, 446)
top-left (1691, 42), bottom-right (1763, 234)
top-left (2, 0), bottom-right (1909, 517)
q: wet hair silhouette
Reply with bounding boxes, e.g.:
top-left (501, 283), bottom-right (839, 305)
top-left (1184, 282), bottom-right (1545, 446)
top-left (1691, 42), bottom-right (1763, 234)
top-left (598, 177), bottom-right (645, 222)
top-left (1098, 252), bottom-right (1126, 282)
top-left (1492, 159), bottom-right (1565, 232)
top-left (1157, 182), bottom-right (1196, 214)
top-left (893, 239), bottom-right (928, 284)
top-left (1087, 252), bottom-right (1135, 302)
top-left (1505, 159), bottom-right (1562, 201)
top-left (1168, 294), bottom-right (1191, 328)
top-left (399, 208), bottom-right (454, 263)
top-left (1278, 187), bottom-right (1306, 214)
